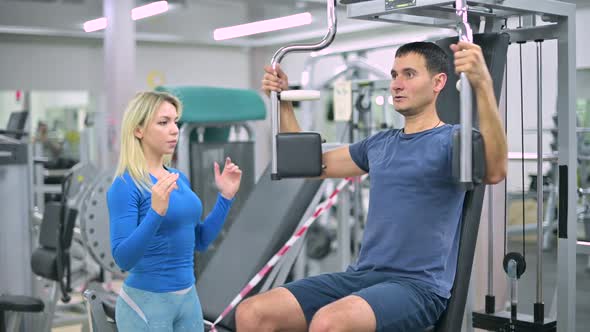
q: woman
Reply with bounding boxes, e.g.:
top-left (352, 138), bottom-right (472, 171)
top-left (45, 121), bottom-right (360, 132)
top-left (107, 91), bottom-right (242, 331)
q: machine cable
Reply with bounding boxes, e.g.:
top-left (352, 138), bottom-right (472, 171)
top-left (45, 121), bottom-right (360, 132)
top-left (534, 37), bottom-right (546, 324)
top-left (518, 37), bottom-right (527, 262)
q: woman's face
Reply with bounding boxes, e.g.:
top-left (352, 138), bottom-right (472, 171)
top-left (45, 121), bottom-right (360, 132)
top-left (136, 101), bottom-right (179, 157)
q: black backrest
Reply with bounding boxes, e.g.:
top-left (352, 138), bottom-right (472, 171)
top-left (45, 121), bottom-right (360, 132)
top-left (37, 202), bottom-right (76, 250)
top-left (432, 33), bottom-right (509, 332)
top-left (434, 183), bottom-right (486, 331)
top-left (38, 202), bottom-right (63, 250)
top-left (32, 202), bottom-right (77, 281)
top-left (436, 33), bottom-right (509, 125)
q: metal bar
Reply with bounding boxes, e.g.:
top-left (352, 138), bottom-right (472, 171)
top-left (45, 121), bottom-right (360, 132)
top-left (270, 0), bottom-right (337, 179)
top-left (270, 90), bottom-right (280, 177)
top-left (507, 151), bottom-right (558, 162)
top-left (373, 13), bottom-right (456, 28)
top-left (507, 259), bottom-right (518, 320)
top-left (487, 186), bottom-right (494, 295)
top-left (505, 24), bottom-right (560, 44)
top-left (346, 0), bottom-right (575, 21)
top-left (435, 4), bottom-right (516, 18)
top-left (457, 0), bottom-right (473, 185)
top-left (397, 6), bottom-right (472, 21)
top-left (338, 189), bottom-right (351, 270)
top-left (535, 40), bottom-right (544, 306)
top-left (347, 0), bottom-right (454, 20)
top-left (556, 9), bottom-right (577, 332)
top-left (470, 0), bottom-right (574, 17)
top-left (459, 75), bottom-right (473, 184)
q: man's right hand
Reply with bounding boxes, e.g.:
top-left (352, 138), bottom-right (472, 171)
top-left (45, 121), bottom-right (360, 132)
top-left (151, 172), bottom-right (179, 216)
top-left (262, 65), bottom-right (290, 97)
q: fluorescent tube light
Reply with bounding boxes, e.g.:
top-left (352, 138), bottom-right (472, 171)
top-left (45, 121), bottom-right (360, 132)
top-left (132, 1), bottom-right (169, 21)
top-left (214, 12), bottom-right (312, 41)
top-left (83, 17), bottom-right (108, 32)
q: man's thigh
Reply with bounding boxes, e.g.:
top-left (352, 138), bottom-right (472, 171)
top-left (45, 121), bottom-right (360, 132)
top-left (354, 279), bottom-right (447, 332)
top-left (283, 270), bottom-right (366, 324)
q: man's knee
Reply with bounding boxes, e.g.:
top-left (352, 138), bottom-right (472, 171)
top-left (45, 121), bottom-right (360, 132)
top-left (236, 297), bottom-right (265, 329)
top-left (309, 307), bottom-right (341, 332)
top-left (309, 295), bottom-right (377, 332)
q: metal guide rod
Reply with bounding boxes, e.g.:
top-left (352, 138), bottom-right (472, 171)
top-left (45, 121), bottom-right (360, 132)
top-left (270, 0), bottom-right (337, 178)
top-left (456, 0), bottom-right (473, 184)
top-left (488, 186), bottom-right (494, 295)
top-left (508, 259), bottom-right (518, 321)
top-left (536, 39), bottom-right (544, 309)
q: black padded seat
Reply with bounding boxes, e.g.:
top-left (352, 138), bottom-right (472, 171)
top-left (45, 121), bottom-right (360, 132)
top-left (0, 295), bottom-right (44, 313)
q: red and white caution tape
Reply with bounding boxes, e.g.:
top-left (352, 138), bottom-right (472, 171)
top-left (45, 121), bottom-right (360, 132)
top-left (210, 175), bottom-right (368, 330)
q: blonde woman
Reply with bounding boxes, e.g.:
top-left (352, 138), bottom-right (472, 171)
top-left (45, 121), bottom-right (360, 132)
top-left (107, 91), bottom-right (242, 331)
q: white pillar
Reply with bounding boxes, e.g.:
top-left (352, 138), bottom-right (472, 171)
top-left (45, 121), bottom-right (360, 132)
top-left (102, 0), bottom-right (135, 168)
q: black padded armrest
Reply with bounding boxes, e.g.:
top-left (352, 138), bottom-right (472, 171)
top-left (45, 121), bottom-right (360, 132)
top-left (276, 132), bottom-right (323, 178)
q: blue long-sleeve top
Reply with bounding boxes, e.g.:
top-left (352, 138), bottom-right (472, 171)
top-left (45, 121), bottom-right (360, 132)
top-left (107, 168), bottom-right (233, 292)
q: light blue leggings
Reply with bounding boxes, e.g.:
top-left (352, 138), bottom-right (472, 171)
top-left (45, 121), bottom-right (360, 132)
top-left (115, 284), bottom-right (204, 332)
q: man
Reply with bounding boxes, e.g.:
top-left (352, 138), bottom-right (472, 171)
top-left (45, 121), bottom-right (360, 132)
top-left (236, 40), bottom-right (507, 332)
top-left (34, 121), bottom-right (63, 160)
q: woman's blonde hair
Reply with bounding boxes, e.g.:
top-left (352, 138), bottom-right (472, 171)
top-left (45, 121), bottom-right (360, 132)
top-left (114, 91), bottom-right (183, 192)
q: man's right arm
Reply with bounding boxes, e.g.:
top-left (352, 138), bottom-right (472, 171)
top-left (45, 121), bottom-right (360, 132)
top-left (320, 145), bottom-right (366, 179)
top-left (262, 65), bottom-right (366, 179)
top-left (277, 100), bottom-right (302, 133)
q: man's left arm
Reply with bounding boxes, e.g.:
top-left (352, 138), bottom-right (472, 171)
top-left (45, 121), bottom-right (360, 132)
top-left (451, 41), bottom-right (508, 184)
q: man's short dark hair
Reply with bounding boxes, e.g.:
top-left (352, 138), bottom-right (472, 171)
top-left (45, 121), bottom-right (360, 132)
top-left (395, 42), bottom-right (449, 76)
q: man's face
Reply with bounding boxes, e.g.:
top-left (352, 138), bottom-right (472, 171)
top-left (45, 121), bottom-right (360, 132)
top-left (389, 52), bottom-right (446, 116)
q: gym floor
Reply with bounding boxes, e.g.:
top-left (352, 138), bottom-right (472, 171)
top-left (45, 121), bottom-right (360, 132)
top-left (49, 243), bottom-right (590, 332)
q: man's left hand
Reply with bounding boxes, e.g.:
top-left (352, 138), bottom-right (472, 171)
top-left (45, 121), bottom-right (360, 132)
top-left (450, 41), bottom-right (493, 91)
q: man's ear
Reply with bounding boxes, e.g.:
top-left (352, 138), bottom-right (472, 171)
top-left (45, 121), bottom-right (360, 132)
top-left (433, 72), bottom-right (447, 93)
top-left (134, 127), bottom-right (143, 140)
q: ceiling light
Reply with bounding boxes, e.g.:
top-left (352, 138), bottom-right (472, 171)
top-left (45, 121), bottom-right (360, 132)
top-left (83, 17), bottom-right (108, 32)
top-left (214, 12), bottom-right (313, 41)
top-left (132, 1), bottom-right (169, 21)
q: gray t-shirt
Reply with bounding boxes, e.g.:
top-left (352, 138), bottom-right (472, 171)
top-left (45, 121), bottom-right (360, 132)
top-left (349, 124), bottom-right (466, 298)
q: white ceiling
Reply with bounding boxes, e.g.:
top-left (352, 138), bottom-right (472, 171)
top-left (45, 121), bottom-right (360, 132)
top-left (0, 0), bottom-right (394, 47)
top-left (0, 0), bottom-right (586, 47)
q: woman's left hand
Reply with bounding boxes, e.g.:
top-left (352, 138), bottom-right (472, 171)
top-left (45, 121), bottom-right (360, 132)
top-left (214, 157), bottom-right (242, 200)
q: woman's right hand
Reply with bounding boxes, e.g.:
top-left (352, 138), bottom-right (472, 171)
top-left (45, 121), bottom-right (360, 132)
top-left (151, 172), bottom-right (179, 216)
top-left (262, 64), bottom-right (289, 97)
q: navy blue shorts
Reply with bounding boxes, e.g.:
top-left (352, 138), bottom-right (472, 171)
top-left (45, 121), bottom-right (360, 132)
top-left (283, 268), bottom-right (447, 332)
